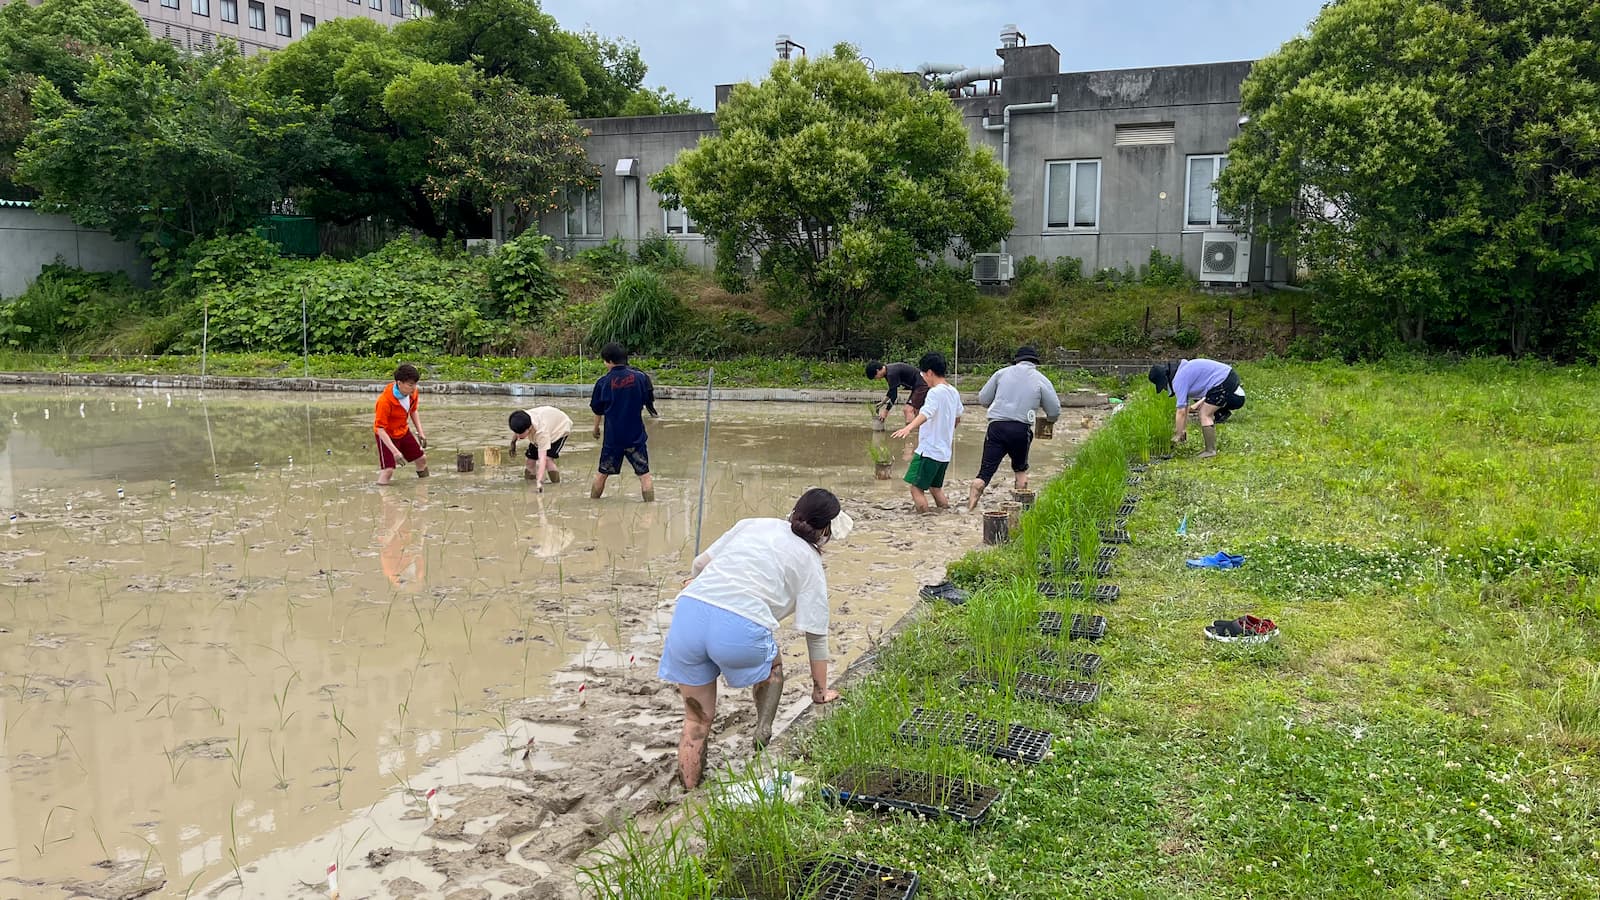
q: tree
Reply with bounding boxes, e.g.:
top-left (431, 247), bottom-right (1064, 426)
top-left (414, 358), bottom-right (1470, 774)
top-left (425, 82), bottom-right (598, 232)
top-left (403, 0), bottom-right (644, 117)
top-left (652, 45), bottom-right (1012, 348)
top-left (618, 86), bottom-right (700, 117)
top-left (1217, 0), bottom-right (1600, 357)
top-left (19, 51), bottom-right (335, 260)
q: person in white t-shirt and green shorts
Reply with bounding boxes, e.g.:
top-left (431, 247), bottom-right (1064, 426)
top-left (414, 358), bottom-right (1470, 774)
top-left (892, 351), bottom-right (962, 513)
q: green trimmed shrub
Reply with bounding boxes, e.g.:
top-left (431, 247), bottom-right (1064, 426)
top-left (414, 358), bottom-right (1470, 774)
top-left (590, 266), bottom-right (682, 353)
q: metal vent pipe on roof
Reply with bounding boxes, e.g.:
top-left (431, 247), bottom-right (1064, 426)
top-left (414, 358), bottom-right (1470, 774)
top-left (981, 91), bottom-right (1060, 254)
top-left (1000, 24), bottom-right (1025, 48)
top-left (939, 63), bottom-right (1004, 90)
top-left (917, 62), bottom-right (967, 75)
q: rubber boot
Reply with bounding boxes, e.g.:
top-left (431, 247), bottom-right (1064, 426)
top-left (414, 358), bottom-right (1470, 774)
top-left (1198, 425), bottom-right (1217, 459)
top-left (548, 470), bottom-right (560, 484)
top-left (752, 670), bottom-right (785, 749)
top-left (524, 469), bottom-right (539, 480)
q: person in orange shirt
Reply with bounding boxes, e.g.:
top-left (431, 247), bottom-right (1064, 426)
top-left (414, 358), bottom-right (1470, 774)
top-left (374, 363), bottom-right (429, 484)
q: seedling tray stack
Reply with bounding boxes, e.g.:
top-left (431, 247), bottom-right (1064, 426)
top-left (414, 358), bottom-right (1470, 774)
top-left (1038, 611), bottom-right (1108, 641)
top-left (1098, 545), bottom-right (1120, 561)
top-left (1126, 474), bottom-right (1143, 486)
top-left (1100, 528), bottom-right (1131, 545)
top-left (1060, 558), bottom-right (1114, 578)
top-left (896, 707), bottom-right (1053, 764)
top-left (1118, 498), bottom-right (1138, 516)
top-left (822, 766), bottom-right (1000, 826)
top-left (963, 669), bottom-right (1102, 708)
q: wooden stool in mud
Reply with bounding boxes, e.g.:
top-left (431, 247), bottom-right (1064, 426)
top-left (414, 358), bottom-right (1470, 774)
top-left (1011, 489), bottom-right (1036, 510)
top-left (983, 510), bottom-right (1010, 545)
top-left (456, 452), bottom-right (475, 473)
top-left (1002, 501), bottom-right (1023, 534)
top-left (1036, 419), bottom-right (1054, 440)
top-left (484, 445), bottom-right (504, 466)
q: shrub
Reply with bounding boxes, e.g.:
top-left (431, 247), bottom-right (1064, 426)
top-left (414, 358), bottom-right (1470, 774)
top-left (1053, 256), bottom-right (1084, 285)
top-left (901, 262), bottom-right (977, 321)
top-left (634, 233), bottom-right (690, 272)
top-left (196, 236), bottom-right (495, 355)
top-left (1171, 325), bottom-right (1202, 350)
top-left (1142, 248), bottom-right (1189, 286)
top-left (1011, 274), bottom-right (1062, 312)
top-left (714, 250), bottom-right (750, 294)
top-left (1014, 255), bottom-right (1048, 282)
top-left (575, 238), bottom-right (630, 279)
top-left (590, 266), bottom-right (682, 353)
top-left (489, 232), bottom-right (564, 324)
top-left (0, 264), bottom-right (153, 350)
top-left (1578, 301), bottom-right (1600, 363)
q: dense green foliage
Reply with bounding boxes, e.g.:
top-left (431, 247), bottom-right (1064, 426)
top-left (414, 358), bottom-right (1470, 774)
top-left (1, 0), bottom-right (680, 249)
top-left (1219, 0), bottom-right (1600, 358)
top-left (652, 44), bottom-right (1013, 349)
top-left (589, 266), bottom-right (683, 353)
top-left (588, 361), bottom-right (1600, 898)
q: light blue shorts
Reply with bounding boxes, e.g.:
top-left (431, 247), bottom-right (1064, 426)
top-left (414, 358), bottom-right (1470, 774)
top-left (657, 596), bottom-right (778, 689)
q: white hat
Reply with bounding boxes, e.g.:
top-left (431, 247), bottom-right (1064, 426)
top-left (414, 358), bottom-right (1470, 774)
top-left (829, 510), bottom-right (854, 544)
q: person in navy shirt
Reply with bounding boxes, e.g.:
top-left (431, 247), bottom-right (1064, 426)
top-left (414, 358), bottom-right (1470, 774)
top-left (590, 342), bottom-right (659, 501)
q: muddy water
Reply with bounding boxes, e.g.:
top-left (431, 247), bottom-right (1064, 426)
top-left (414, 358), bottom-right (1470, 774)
top-left (0, 387), bottom-right (1096, 898)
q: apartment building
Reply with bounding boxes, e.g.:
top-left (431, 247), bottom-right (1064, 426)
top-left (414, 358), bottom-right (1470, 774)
top-left (127, 0), bottom-right (421, 55)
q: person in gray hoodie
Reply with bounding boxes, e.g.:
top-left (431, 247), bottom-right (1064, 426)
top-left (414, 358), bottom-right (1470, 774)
top-left (967, 346), bottom-right (1061, 511)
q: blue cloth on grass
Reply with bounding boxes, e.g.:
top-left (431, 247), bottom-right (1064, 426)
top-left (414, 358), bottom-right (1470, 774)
top-left (1186, 551), bottom-right (1246, 570)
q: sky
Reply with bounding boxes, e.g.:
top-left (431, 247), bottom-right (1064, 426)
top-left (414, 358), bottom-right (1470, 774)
top-left (540, 0), bottom-right (1331, 110)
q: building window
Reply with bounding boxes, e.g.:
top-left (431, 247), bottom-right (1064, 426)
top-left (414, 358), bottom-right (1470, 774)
top-left (369, 0), bottom-right (382, 10)
top-left (663, 205), bottom-right (698, 235)
top-left (299, 13), bottom-right (314, 34)
top-left (221, 0), bottom-right (237, 22)
top-left (1044, 159), bottom-right (1100, 230)
top-left (248, 0), bottom-right (265, 29)
top-left (389, 0), bottom-right (403, 15)
top-left (161, 0), bottom-right (178, 9)
top-left (565, 186), bottom-right (602, 237)
top-left (191, 0), bottom-right (209, 16)
top-left (409, 1), bottom-right (420, 16)
top-left (273, 7), bottom-right (289, 35)
top-left (1186, 155), bottom-right (1237, 228)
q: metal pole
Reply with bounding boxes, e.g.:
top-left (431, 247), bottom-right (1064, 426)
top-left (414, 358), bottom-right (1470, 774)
top-left (301, 284), bottom-right (310, 379)
top-left (953, 319), bottom-right (959, 387)
top-left (201, 299), bottom-right (208, 381)
top-left (693, 367), bottom-right (714, 556)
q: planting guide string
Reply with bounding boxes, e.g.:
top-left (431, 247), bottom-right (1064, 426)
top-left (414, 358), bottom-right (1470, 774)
top-left (693, 367), bottom-right (714, 557)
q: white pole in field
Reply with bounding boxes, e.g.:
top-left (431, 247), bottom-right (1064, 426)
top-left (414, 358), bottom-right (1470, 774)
top-left (954, 319), bottom-right (960, 387)
top-left (301, 284), bottom-right (310, 379)
top-left (693, 367), bottom-right (714, 556)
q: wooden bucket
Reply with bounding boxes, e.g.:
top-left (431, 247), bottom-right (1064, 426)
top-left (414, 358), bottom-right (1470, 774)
top-left (456, 452), bottom-right (475, 473)
top-left (484, 445), bottom-right (504, 466)
top-left (982, 510), bottom-right (1010, 545)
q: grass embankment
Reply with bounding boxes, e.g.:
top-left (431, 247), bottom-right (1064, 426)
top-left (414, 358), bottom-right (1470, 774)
top-left (0, 351), bottom-right (1120, 393)
top-left (588, 359), bottom-right (1600, 898)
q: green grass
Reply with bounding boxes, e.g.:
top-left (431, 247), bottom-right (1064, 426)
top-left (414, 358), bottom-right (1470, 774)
top-left (0, 350), bottom-right (1116, 393)
top-left (588, 358), bottom-right (1600, 898)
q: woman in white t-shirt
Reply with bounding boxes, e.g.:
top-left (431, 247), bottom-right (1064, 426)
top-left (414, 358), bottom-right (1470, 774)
top-left (657, 487), bottom-right (852, 790)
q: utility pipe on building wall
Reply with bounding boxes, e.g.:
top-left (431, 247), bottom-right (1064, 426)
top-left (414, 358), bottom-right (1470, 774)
top-left (981, 92), bottom-right (1059, 255)
top-left (940, 64), bottom-right (1004, 91)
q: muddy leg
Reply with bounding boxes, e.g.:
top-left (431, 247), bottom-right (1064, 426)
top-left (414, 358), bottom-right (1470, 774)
top-left (1014, 470), bottom-right (1028, 491)
top-left (966, 478), bottom-right (987, 512)
top-left (590, 473), bottom-right (607, 499)
top-left (751, 658), bottom-right (784, 749)
top-left (414, 454), bottom-right (429, 478)
top-left (930, 487), bottom-right (950, 510)
top-left (677, 682), bottom-right (717, 790)
top-left (640, 472), bottom-right (655, 502)
top-left (908, 486), bottom-right (930, 514)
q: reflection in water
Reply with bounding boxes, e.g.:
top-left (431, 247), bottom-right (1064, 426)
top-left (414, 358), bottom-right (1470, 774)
top-left (0, 386), bottom-right (1066, 897)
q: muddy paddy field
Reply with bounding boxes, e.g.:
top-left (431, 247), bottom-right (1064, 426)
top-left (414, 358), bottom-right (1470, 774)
top-left (0, 387), bottom-right (1094, 898)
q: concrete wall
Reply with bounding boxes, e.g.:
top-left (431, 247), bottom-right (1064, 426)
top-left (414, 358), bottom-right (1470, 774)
top-left (536, 113), bottom-right (719, 268)
top-left (532, 59), bottom-right (1292, 284)
top-left (0, 207), bottom-right (152, 299)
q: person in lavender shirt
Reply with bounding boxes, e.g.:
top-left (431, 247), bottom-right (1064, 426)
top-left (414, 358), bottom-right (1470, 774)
top-left (1148, 358), bottom-right (1246, 459)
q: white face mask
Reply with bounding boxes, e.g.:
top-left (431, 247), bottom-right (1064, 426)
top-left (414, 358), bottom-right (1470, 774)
top-left (829, 511), bottom-right (854, 544)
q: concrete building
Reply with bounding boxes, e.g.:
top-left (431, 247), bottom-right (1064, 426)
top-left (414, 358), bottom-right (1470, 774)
top-left (2, 0), bottom-right (421, 56)
top-left (539, 28), bottom-right (1286, 285)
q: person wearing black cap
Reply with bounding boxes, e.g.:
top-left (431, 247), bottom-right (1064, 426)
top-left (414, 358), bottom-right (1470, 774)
top-left (966, 346), bottom-right (1061, 510)
top-left (1149, 358), bottom-right (1245, 459)
top-left (865, 360), bottom-right (929, 425)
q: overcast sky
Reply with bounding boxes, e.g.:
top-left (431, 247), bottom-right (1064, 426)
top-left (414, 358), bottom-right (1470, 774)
top-left (540, 0), bottom-right (1329, 110)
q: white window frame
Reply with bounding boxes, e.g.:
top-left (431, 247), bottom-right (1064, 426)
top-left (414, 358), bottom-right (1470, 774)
top-left (1042, 159), bottom-right (1101, 232)
top-left (1185, 154), bottom-right (1238, 230)
top-left (220, 0), bottom-right (237, 23)
top-left (247, 1), bottom-right (265, 29)
top-left (564, 186), bottom-right (602, 238)
top-left (662, 205), bottom-right (699, 236)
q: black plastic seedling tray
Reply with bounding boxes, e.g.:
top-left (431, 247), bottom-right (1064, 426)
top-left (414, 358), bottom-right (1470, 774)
top-left (966, 669), bottom-right (1101, 707)
top-left (1100, 529), bottom-right (1131, 544)
top-left (1119, 498), bottom-right (1139, 516)
top-left (722, 855), bottom-right (919, 900)
top-left (1035, 648), bottom-right (1104, 677)
top-left (1039, 582), bottom-right (1119, 603)
top-left (1039, 611), bottom-right (1108, 641)
top-left (897, 707), bottom-right (1053, 764)
top-left (822, 766), bottom-right (999, 826)
top-left (1060, 558), bottom-right (1114, 578)
top-left (1125, 474), bottom-right (1143, 486)
top-left (1098, 545), bottom-right (1120, 561)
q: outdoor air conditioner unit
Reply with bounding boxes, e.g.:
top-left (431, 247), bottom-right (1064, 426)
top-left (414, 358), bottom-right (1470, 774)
top-left (1199, 232), bottom-right (1251, 284)
top-left (972, 252), bottom-right (1014, 284)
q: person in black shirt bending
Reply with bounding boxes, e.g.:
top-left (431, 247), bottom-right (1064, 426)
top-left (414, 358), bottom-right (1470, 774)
top-left (866, 361), bottom-right (929, 426)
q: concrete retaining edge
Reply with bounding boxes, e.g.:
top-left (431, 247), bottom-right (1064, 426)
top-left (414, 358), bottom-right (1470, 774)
top-left (0, 371), bottom-right (1110, 407)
